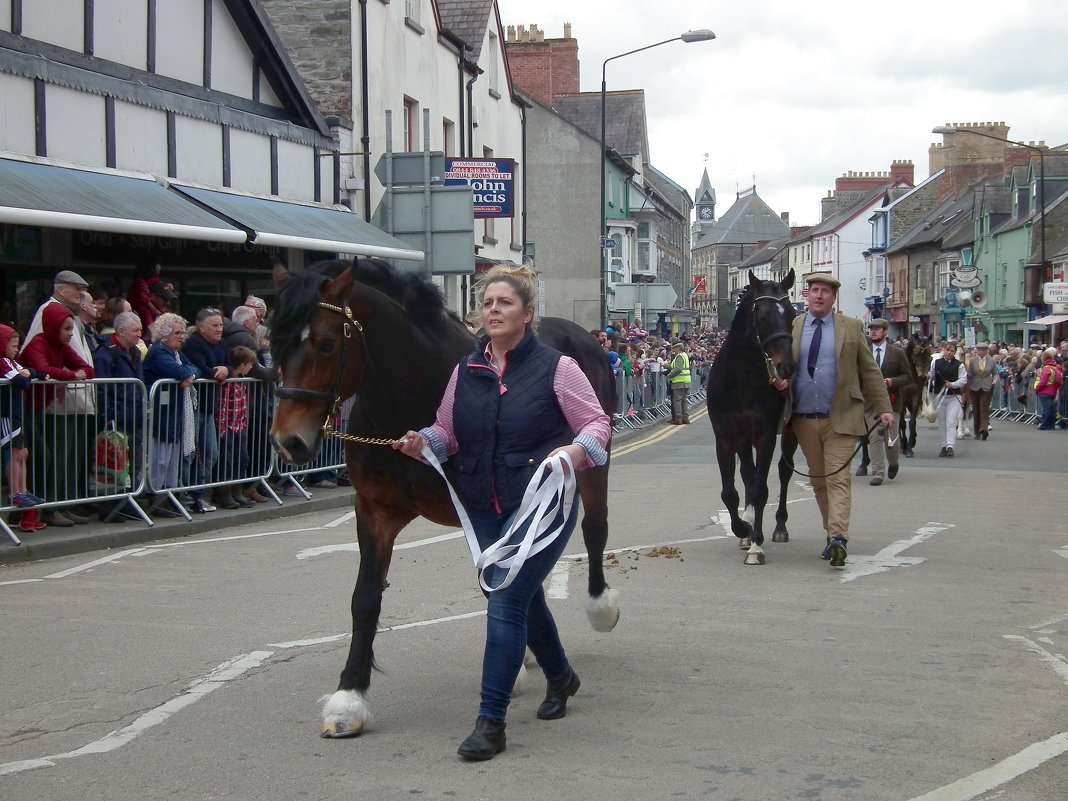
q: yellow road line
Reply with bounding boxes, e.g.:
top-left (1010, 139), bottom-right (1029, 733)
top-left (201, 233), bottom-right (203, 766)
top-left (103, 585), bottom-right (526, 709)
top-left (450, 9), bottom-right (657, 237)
top-left (612, 407), bottom-right (707, 458)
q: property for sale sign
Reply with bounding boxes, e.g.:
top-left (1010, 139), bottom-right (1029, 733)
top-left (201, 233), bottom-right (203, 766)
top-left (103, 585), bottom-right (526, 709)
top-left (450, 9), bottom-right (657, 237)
top-left (444, 159), bottom-right (514, 218)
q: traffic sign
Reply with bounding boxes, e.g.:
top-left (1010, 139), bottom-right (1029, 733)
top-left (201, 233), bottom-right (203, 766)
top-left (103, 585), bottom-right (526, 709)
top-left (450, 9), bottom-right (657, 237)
top-left (602, 237), bottom-right (617, 249)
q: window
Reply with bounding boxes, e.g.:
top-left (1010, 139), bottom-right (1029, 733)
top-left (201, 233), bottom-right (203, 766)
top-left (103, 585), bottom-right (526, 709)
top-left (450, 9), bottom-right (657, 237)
top-left (487, 31), bottom-right (500, 98)
top-left (405, 0), bottom-right (420, 25)
top-left (402, 98), bottom-right (417, 152)
top-left (442, 119), bottom-right (455, 157)
top-left (482, 146), bottom-right (495, 243)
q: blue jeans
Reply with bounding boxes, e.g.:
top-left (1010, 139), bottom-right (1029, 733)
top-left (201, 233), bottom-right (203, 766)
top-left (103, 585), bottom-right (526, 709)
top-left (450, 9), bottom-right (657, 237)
top-left (468, 501), bottom-right (579, 722)
top-left (1038, 393), bottom-right (1056, 429)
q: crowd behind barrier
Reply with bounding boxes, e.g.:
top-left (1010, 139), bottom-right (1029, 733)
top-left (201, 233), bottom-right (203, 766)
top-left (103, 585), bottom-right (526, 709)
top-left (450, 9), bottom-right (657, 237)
top-left (0, 375), bottom-right (350, 546)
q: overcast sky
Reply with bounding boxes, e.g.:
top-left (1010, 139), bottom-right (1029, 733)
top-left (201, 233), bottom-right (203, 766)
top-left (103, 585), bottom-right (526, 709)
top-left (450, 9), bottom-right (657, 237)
top-left (500, 0), bottom-right (1068, 226)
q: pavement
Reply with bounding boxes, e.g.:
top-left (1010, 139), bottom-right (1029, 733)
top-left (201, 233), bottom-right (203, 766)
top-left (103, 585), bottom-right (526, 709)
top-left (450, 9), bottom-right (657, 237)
top-left (0, 483), bottom-right (356, 564)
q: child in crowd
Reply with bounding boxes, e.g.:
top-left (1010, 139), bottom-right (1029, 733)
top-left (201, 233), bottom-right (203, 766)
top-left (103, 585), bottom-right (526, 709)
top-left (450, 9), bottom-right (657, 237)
top-left (1, 324), bottom-right (46, 531)
top-left (215, 345), bottom-right (257, 509)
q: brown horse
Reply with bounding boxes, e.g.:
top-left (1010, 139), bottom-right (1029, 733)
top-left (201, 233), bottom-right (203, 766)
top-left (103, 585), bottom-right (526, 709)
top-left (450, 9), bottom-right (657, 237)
top-left (899, 334), bottom-right (933, 457)
top-left (269, 258), bottom-right (619, 737)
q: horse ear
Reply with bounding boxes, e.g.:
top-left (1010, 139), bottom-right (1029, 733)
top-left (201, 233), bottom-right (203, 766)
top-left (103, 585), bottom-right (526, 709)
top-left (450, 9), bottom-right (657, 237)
top-left (325, 265), bottom-right (355, 297)
top-left (782, 268), bottom-right (795, 290)
top-left (747, 270), bottom-right (758, 287)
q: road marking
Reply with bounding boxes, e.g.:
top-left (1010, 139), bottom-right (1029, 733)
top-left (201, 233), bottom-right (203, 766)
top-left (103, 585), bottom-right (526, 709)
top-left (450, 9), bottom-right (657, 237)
top-left (294, 529), bottom-right (465, 560)
top-left (0, 651), bottom-right (272, 777)
top-left (1002, 635), bottom-right (1068, 685)
top-left (325, 511), bottom-right (355, 528)
top-left (839, 522), bottom-right (952, 583)
top-left (904, 730), bottom-right (1068, 801)
top-left (611, 408), bottom-right (707, 458)
top-left (0, 578), bottom-right (44, 587)
top-left (546, 561), bottom-right (570, 599)
top-left (268, 610), bottom-right (488, 649)
top-left (44, 548), bottom-right (148, 579)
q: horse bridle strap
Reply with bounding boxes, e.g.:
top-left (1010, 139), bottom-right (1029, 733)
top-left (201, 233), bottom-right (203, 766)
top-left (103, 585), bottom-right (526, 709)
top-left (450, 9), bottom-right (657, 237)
top-left (274, 301), bottom-right (387, 444)
top-left (750, 293), bottom-right (791, 384)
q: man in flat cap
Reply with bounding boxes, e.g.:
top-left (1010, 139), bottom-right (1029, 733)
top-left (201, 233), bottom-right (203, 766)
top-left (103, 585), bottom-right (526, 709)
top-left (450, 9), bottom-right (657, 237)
top-left (861, 318), bottom-right (910, 486)
top-left (965, 342), bottom-right (996, 439)
top-left (771, 273), bottom-right (893, 567)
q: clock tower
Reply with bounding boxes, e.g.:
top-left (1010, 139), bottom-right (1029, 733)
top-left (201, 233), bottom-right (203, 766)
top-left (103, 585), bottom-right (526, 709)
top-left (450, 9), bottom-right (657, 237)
top-left (693, 166), bottom-right (716, 235)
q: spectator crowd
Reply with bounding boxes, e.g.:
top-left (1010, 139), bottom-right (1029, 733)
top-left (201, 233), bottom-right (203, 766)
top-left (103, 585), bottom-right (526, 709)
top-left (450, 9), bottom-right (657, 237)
top-left (0, 264), bottom-right (325, 535)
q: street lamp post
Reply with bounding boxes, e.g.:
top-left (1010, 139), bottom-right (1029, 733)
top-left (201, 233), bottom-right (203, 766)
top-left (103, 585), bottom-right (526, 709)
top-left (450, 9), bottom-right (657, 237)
top-left (932, 125), bottom-right (1047, 310)
top-left (600, 29), bottom-right (715, 330)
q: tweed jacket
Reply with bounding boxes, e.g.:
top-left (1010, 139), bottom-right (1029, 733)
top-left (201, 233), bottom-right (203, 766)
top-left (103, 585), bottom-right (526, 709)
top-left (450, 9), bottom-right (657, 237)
top-left (966, 355), bottom-right (997, 391)
top-left (791, 313), bottom-right (891, 436)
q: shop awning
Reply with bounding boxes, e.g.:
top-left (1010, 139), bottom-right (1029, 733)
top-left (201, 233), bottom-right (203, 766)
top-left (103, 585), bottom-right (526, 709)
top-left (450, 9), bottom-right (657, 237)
top-left (1026, 314), bottom-right (1068, 326)
top-left (0, 157), bottom-right (247, 243)
top-left (171, 185), bottom-right (424, 261)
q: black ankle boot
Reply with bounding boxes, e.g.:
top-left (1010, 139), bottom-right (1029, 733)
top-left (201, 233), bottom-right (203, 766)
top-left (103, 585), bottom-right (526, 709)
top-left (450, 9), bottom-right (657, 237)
top-left (457, 716), bottom-right (506, 760)
top-left (536, 669), bottom-right (580, 720)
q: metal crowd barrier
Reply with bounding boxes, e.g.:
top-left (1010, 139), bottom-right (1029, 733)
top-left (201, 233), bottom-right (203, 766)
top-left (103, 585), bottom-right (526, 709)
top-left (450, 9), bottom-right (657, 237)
top-left (610, 364), bottom-right (707, 433)
top-left (145, 377), bottom-right (281, 520)
top-left (2, 377), bottom-right (149, 545)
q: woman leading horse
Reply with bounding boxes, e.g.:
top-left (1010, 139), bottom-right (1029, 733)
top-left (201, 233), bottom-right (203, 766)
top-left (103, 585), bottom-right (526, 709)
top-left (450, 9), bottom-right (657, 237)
top-left (269, 258), bottom-right (620, 743)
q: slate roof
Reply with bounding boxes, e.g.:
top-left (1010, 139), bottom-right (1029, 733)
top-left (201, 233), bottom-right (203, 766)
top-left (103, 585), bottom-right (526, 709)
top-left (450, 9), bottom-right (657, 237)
top-left (887, 195), bottom-right (972, 253)
top-left (435, 0), bottom-right (495, 62)
top-left (737, 236), bottom-right (790, 269)
top-left (692, 187), bottom-right (790, 248)
top-left (552, 90), bottom-right (649, 160)
top-left (644, 164), bottom-right (691, 219)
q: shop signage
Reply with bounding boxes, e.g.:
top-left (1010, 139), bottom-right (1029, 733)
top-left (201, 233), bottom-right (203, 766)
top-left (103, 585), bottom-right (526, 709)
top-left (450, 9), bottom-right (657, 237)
top-left (444, 159), bottom-right (514, 218)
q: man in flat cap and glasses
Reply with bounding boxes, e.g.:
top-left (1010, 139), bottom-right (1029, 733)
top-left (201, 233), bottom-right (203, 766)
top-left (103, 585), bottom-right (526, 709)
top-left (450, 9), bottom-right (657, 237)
top-left (771, 274), bottom-right (894, 568)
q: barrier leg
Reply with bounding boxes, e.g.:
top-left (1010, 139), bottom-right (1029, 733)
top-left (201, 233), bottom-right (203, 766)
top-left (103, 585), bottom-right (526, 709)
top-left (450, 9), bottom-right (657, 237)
top-left (1, 517), bottom-right (21, 546)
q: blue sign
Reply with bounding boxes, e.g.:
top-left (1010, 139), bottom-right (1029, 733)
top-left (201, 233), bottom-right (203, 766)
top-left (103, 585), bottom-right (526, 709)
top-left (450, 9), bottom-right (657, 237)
top-left (603, 238), bottom-right (617, 249)
top-left (444, 158), bottom-right (514, 219)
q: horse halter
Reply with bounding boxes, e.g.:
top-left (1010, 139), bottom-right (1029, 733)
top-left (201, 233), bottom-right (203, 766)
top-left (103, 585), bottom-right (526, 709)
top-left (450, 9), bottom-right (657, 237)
top-left (273, 301), bottom-right (395, 446)
top-left (750, 293), bottom-right (792, 384)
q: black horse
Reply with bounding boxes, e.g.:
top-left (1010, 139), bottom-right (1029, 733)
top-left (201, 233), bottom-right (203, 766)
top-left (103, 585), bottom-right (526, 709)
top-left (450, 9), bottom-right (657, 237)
top-left (706, 270), bottom-right (798, 565)
top-left (269, 258), bottom-right (620, 738)
top-left (899, 334), bottom-right (933, 457)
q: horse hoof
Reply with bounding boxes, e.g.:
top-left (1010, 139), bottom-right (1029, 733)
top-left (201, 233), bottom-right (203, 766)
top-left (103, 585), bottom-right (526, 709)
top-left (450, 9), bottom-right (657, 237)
top-left (738, 537), bottom-right (751, 550)
top-left (587, 587), bottom-right (621, 632)
top-left (320, 689), bottom-right (371, 738)
top-left (771, 530), bottom-right (789, 543)
top-left (743, 552), bottom-right (766, 566)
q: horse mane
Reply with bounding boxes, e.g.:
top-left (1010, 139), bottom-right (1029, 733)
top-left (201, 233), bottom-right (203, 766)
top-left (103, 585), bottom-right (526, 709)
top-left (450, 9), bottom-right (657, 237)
top-left (272, 258), bottom-right (466, 369)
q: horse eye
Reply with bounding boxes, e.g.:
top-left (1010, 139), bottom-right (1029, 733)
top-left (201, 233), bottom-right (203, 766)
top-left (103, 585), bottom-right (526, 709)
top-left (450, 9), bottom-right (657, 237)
top-left (316, 338), bottom-right (336, 356)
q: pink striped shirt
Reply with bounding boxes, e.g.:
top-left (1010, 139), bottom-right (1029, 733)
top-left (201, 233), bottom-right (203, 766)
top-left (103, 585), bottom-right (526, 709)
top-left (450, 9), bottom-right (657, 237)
top-left (422, 353), bottom-right (611, 469)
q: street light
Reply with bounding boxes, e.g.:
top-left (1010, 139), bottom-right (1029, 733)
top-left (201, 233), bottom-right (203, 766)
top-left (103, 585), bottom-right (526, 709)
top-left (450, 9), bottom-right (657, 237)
top-left (932, 124), bottom-right (1047, 310)
top-left (600, 29), bottom-right (716, 330)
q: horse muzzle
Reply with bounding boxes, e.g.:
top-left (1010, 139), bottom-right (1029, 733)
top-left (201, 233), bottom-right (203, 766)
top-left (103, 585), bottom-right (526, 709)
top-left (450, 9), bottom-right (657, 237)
top-left (270, 430), bottom-right (320, 465)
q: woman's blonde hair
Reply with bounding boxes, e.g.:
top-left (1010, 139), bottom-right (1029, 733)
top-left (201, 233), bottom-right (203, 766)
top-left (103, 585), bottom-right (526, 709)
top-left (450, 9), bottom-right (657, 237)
top-left (474, 263), bottom-right (537, 315)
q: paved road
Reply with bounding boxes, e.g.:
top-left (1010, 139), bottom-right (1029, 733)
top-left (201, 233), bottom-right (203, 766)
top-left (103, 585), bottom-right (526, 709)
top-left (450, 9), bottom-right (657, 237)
top-left (1, 413), bottom-right (1066, 800)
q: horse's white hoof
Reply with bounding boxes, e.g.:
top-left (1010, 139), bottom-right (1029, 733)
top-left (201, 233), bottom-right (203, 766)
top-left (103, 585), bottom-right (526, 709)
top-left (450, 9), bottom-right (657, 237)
top-left (744, 544), bottom-right (766, 566)
top-left (512, 661), bottom-right (529, 695)
top-left (587, 587), bottom-right (621, 632)
top-left (320, 689), bottom-right (371, 738)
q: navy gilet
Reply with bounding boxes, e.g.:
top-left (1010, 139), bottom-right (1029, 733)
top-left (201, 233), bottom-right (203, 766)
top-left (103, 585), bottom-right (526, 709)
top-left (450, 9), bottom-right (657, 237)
top-left (452, 328), bottom-right (572, 514)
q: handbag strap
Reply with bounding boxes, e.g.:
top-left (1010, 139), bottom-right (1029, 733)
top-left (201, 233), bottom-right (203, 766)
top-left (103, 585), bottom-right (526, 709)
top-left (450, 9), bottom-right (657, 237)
top-left (418, 442), bottom-right (576, 592)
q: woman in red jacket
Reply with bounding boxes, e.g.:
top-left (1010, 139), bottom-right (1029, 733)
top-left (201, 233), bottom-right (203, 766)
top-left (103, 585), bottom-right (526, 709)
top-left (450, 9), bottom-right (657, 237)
top-left (19, 303), bottom-right (95, 526)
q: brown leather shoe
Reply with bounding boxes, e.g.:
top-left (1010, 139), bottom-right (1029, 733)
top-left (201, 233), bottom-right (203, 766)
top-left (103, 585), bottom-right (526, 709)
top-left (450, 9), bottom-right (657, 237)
top-left (42, 511), bottom-right (75, 527)
top-left (64, 509), bottom-right (91, 524)
top-left (245, 486), bottom-right (269, 503)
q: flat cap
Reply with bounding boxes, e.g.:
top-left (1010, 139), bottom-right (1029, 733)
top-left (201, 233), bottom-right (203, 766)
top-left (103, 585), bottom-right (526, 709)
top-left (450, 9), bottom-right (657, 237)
top-left (868, 318), bottom-right (889, 330)
top-left (54, 269), bottom-right (89, 288)
top-left (804, 272), bottom-right (841, 290)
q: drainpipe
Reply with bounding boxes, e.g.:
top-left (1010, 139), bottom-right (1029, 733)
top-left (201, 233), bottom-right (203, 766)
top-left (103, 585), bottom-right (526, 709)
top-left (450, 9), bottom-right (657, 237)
top-left (519, 97), bottom-right (532, 261)
top-left (466, 71), bottom-right (479, 157)
top-left (358, 0), bottom-right (372, 220)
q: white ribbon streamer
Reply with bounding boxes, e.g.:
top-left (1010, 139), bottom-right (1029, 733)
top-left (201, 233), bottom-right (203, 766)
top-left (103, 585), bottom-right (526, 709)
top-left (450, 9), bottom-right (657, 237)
top-left (418, 443), bottom-right (577, 592)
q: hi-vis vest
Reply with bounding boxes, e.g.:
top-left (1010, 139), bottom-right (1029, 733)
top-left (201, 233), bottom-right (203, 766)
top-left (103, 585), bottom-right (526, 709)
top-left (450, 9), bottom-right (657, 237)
top-left (670, 351), bottom-right (691, 385)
